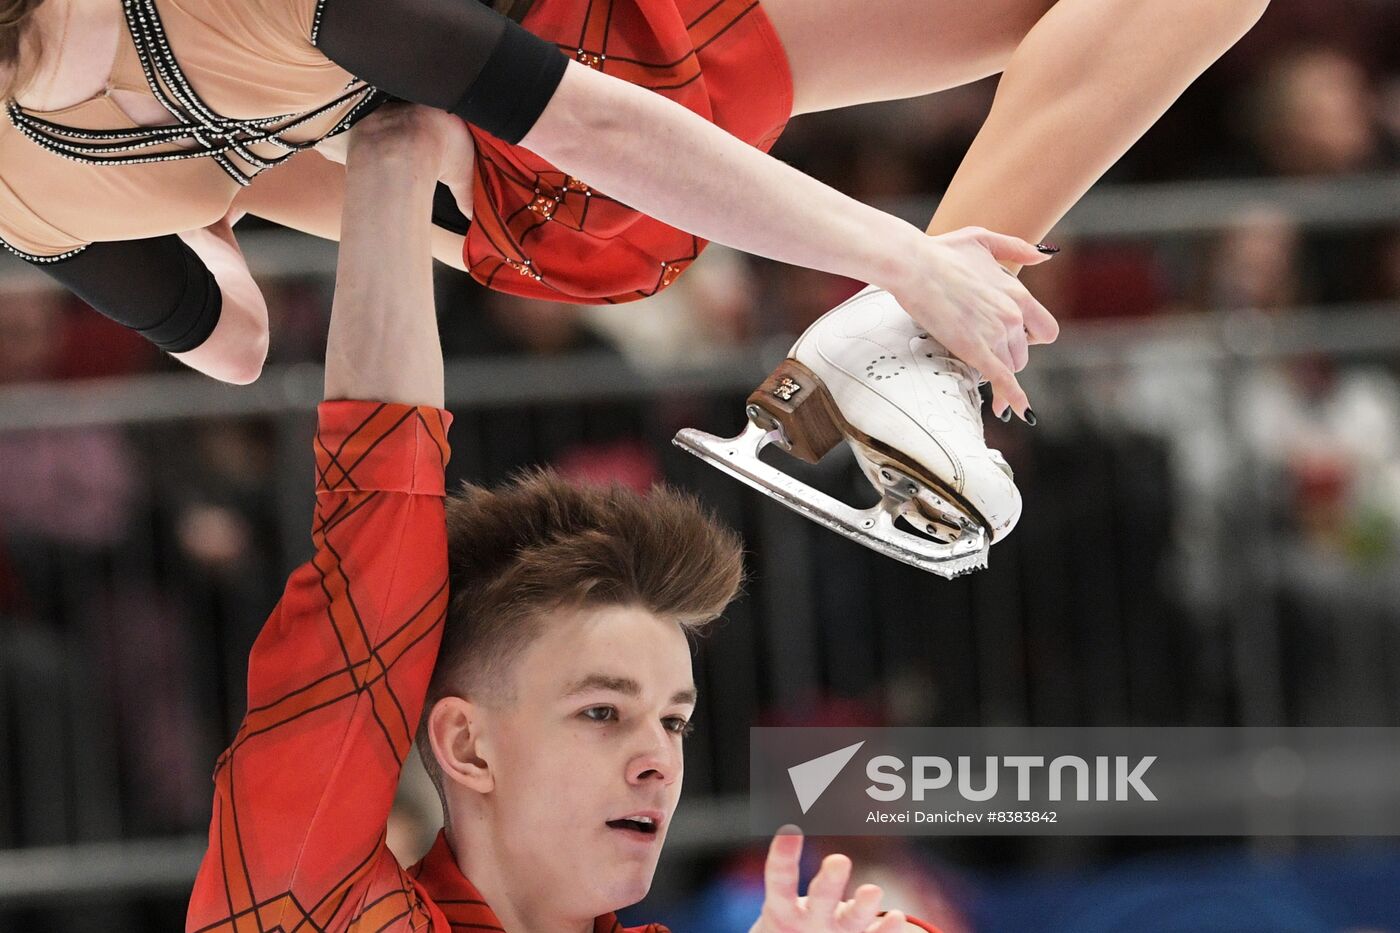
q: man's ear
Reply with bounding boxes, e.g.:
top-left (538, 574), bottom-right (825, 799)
top-left (427, 696), bottom-right (494, 794)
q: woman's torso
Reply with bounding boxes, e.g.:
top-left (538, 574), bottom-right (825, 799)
top-left (0, 0), bottom-right (364, 257)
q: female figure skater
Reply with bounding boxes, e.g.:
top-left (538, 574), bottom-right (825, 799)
top-left (1, 0), bottom-right (1271, 567)
top-left (0, 0), bottom-right (1268, 421)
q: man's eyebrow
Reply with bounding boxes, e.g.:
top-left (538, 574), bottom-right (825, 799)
top-left (563, 673), bottom-right (698, 706)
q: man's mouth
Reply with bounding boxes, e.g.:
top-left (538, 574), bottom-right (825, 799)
top-left (606, 813), bottom-right (662, 837)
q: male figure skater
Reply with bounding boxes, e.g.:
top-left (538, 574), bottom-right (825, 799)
top-left (185, 103), bottom-right (941, 933)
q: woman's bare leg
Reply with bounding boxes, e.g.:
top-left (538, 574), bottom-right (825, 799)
top-left (925, 0), bottom-right (1270, 256)
top-left (761, 0), bottom-right (1053, 116)
top-left (762, 0), bottom-right (1270, 263)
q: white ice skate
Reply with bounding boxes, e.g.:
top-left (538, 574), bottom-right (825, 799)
top-left (674, 286), bottom-right (1021, 578)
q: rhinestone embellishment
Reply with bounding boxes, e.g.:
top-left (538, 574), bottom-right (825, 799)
top-left (5, 0), bottom-right (378, 187)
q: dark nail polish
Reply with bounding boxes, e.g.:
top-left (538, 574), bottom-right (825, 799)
top-left (1023, 408), bottom-right (1038, 426)
top-left (1035, 243), bottom-right (1060, 254)
top-left (999, 407), bottom-right (1013, 423)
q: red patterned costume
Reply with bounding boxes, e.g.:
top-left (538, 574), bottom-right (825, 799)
top-left (187, 400), bottom-right (940, 933)
top-left (464, 0), bottom-right (794, 303)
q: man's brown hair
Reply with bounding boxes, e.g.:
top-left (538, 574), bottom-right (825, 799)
top-left (415, 469), bottom-right (744, 802)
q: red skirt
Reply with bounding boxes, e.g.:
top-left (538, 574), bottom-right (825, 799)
top-left (463, 0), bottom-right (794, 303)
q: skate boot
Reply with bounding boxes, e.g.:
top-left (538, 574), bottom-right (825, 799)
top-left (674, 286), bottom-right (1021, 578)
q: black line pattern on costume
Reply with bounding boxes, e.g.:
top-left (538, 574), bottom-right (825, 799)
top-left (6, 0), bottom-right (378, 186)
top-left (193, 406), bottom-right (449, 933)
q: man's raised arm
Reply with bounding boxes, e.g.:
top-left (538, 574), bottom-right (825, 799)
top-left (324, 109), bottom-right (446, 409)
top-left (187, 108), bottom-right (452, 933)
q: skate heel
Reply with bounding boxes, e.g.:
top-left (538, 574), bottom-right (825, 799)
top-left (745, 359), bottom-right (845, 464)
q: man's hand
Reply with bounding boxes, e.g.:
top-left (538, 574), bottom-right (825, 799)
top-left (319, 106), bottom-right (475, 221)
top-left (749, 827), bottom-right (909, 933)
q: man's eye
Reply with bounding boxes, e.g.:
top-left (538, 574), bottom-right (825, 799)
top-left (583, 706), bottom-right (617, 722)
top-left (666, 717), bottom-right (695, 738)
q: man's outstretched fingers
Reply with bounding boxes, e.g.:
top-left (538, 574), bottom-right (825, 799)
top-left (805, 853), bottom-right (852, 920)
top-left (868, 909), bottom-right (907, 933)
top-left (835, 884), bottom-right (884, 932)
top-left (761, 828), bottom-right (803, 925)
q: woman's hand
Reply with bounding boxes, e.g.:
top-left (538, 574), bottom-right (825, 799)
top-left (884, 226), bottom-right (1059, 421)
top-left (749, 827), bottom-right (910, 933)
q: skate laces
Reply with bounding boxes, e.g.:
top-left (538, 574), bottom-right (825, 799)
top-left (919, 345), bottom-right (986, 440)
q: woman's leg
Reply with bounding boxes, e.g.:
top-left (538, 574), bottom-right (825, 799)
top-left (924, 0), bottom-right (1270, 253)
top-left (760, 0), bottom-right (1054, 116)
top-left (763, 0), bottom-right (1270, 259)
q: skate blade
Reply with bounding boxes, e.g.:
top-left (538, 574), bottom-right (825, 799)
top-left (674, 422), bottom-right (990, 579)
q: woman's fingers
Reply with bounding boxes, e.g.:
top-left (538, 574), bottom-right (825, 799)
top-left (1002, 276), bottom-right (1060, 346)
top-left (1006, 324), bottom-right (1030, 373)
top-left (968, 227), bottom-right (1057, 267)
top-left (977, 350), bottom-right (1031, 421)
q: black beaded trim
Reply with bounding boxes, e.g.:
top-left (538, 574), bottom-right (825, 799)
top-left (0, 232), bottom-right (88, 264)
top-left (310, 0), bottom-right (331, 46)
top-left (6, 0), bottom-right (377, 186)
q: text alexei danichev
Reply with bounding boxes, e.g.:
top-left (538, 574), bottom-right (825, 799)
top-left (866, 810), bottom-right (1059, 824)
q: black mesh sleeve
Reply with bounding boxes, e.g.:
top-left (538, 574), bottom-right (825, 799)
top-left (28, 236), bottom-right (223, 353)
top-left (315, 0), bottom-right (568, 144)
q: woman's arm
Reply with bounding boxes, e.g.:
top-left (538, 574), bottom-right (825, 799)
top-left (522, 62), bottom-right (1057, 414)
top-left (315, 2), bottom-right (1056, 415)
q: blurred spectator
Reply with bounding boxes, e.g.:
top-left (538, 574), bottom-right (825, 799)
top-left (1201, 206), bottom-right (1303, 312)
top-left (1238, 358), bottom-right (1400, 564)
top-left (263, 279), bottom-right (333, 366)
top-left (1375, 227), bottom-right (1400, 302)
top-left (0, 291), bottom-right (138, 581)
top-left (583, 246), bottom-right (760, 369)
top-left (444, 290), bottom-right (615, 358)
top-left (439, 290), bottom-right (664, 493)
top-left (0, 289), bottom-right (211, 839)
top-left (1245, 47), bottom-right (1383, 177)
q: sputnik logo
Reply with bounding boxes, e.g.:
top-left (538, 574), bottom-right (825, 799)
top-left (787, 741), bottom-right (865, 814)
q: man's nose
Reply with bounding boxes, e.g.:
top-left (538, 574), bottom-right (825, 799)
top-left (627, 724), bottom-right (681, 784)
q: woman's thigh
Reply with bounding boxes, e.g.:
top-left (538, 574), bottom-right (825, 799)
top-left (761, 0), bottom-right (1055, 116)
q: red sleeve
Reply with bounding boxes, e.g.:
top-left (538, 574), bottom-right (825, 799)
top-left (187, 402), bottom-right (451, 933)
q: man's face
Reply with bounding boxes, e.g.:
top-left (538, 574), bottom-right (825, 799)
top-left (476, 603), bottom-right (695, 915)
